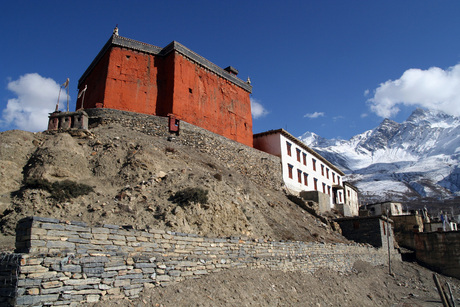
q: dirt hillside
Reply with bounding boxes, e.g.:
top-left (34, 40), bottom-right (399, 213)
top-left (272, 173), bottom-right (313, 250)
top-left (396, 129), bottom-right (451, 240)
top-left (0, 125), bottom-right (345, 250)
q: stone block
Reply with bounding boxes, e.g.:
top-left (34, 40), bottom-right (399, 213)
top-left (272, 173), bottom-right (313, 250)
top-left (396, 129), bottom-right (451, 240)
top-left (46, 241), bottom-right (76, 249)
top-left (106, 287), bottom-right (121, 295)
top-left (17, 278), bottom-right (42, 287)
top-left (98, 284), bottom-right (112, 290)
top-left (26, 288), bottom-right (39, 295)
top-left (93, 233), bottom-right (108, 240)
top-left (83, 267), bottom-right (104, 274)
top-left (115, 273), bottom-right (143, 280)
top-left (41, 286), bottom-right (74, 295)
top-left (108, 234), bottom-right (126, 241)
top-left (114, 279), bottom-right (130, 287)
top-left (15, 294), bottom-right (59, 305)
top-left (140, 267), bottom-right (155, 274)
top-left (80, 256), bottom-right (109, 263)
top-left (42, 280), bottom-right (63, 289)
top-left (20, 265), bottom-right (48, 273)
top-left (87, 294), bottom-right (100, 303)
top-left (155, 275), bottom-right (171, 282)
top-left (40, 223), bottom-right (65, 230)
top-left (91, 227), bottom-right (110, 234)
top-left (168, 270), bottom-right (181, 277)
top-left (105, 265), bottom-right (133, 271)
top-left (124, 287), bottom-right (143, 297)
top-left (52, 264), bottom-right (82, 273)
top-left (64, 278), bottom-right (101, 286)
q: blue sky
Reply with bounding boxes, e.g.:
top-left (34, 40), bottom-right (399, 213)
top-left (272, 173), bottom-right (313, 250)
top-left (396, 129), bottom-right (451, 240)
top-left (2, 1), bottom-right (460, 140)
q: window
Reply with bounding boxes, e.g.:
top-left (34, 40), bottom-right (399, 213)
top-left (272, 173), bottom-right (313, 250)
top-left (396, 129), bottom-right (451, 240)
top-left (297, 169), bottom-right (302, 183)
top-left (322, 182), bottom-right (326, 193)
top-left (339, 191), bottom-right (342, 202)
top-left (321, 164), bottom-right (324, 176)
top-left (312, 159), bottom-right (317, 171)
top-left (326, 168), bottom-right (329, 179)
top-left (314, 178), bottom-right (318, 191)
top-left (296, 148), bottom-right (301, 162)
top-left (286, 142), bottom-right (292, 156)
top-left (337, 176), bottom-right (341, 185)
top-left (302, 153), bottom-right (307, 166)
top-left (303, 173), bottom-right (308, 186)
top-left (288, 164), bottom-right (293, 179)
top-left (348, 190), bottom-right (350, 197)
top-left (327, 185), bottom-right (331, 195)
top-left (332, 173), bottom-right (336, 183)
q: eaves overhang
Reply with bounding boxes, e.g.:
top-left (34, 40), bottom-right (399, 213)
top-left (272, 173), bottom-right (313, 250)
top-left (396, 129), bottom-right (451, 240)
top-left (78, 35), bottom-right (252, 93)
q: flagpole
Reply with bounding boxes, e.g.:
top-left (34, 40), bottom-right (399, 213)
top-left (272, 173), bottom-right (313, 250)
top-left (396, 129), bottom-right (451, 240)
top-left (56, 87), bottom-right (61, 112)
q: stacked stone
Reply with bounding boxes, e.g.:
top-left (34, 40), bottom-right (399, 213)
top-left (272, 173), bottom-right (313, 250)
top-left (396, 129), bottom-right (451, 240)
top-left (0, 253), bottom-right (22, 306)
top-left (2, 216), bottom-right (399, 306)
top-left (85, 108), bottom-right (284, 191)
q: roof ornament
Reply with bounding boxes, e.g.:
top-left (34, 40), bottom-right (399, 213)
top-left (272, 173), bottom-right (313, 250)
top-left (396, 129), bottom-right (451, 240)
top-left (246, 76), bottom-right (251, 85)
top-left (113, 24), bottom-right (119, 36)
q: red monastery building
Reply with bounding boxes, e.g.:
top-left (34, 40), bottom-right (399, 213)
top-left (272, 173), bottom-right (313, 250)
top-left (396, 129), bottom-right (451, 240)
top-left (77, 33), bottom-right (253, 147)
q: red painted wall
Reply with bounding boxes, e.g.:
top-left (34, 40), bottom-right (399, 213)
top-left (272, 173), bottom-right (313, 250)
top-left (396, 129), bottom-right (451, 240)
top-left (78, 52), bottom-right (110, 110)
top-left (171, 53), bottom-right (253, 147)
top-left (78, 45), bottom-right (253, 147)
top-left (104, 47), bottom-right (160, 114)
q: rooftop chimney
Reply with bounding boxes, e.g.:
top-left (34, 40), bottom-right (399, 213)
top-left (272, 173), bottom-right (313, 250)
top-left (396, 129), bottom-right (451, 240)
top-left (224, 66), bottom-right (239, 76)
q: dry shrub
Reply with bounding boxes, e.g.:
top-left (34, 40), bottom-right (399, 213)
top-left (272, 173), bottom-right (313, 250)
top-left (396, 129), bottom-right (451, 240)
top-left (23, 178), bottom-right (94, 202)
top-left (170, 187), bottom-right (209, 206)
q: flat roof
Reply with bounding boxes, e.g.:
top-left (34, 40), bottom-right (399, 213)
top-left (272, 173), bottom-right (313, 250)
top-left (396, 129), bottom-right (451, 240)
top-left (78, 35), bottom-right (252, 93)
top-left (253, 128), bottom-right (345, 176)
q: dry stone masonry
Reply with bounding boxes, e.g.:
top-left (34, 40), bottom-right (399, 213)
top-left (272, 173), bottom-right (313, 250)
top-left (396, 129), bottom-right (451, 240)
top-left (0, 216), bottom-right (399, 306)
top-left (85, 108), bottom-right (283, 191)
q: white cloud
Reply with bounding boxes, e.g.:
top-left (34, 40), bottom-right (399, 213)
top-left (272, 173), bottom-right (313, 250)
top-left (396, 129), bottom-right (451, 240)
top-left (368, 63), bottom-right (460, 118)
top-left (304, 111), bottom-right (325, 119)
top-left (251, 98), bottom-right (269, 119)
top-left (361, 113), bottom-right (368, 118)
top-left (363, 89), bottom-right (370, 96)
top-left (1, 73), bottom-right (68, 131)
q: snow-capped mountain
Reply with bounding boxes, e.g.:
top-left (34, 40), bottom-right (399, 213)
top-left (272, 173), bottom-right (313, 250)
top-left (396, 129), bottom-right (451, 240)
top-left (299, 108), bottom-right (460, 202)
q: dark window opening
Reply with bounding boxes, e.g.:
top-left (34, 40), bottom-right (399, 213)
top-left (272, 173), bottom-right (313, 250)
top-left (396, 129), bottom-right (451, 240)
top-left (288, 164), bottom-right (293, 179)
top-left (286, 142), bottom-right (292, 156)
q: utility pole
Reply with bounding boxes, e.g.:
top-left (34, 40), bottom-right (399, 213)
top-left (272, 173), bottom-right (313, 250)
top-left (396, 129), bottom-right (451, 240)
top-left (386, 209), bottom-right (391, 275)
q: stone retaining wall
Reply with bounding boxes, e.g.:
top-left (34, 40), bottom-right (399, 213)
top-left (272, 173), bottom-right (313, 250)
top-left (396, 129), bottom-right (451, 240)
top-left (414, 231), bottom-right (460, 279)
top-left (84, 108), bottom-right (283, 191)
top-left (0, 216), bottom-right (400, 306)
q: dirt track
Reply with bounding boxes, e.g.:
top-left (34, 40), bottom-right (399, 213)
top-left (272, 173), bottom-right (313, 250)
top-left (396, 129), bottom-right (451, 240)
top-left (89, 260), bottom-right (459, 307)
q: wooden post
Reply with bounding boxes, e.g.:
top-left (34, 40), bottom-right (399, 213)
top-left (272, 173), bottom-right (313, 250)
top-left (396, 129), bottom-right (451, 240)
top-left (433, 273), bottom-right (450, 307)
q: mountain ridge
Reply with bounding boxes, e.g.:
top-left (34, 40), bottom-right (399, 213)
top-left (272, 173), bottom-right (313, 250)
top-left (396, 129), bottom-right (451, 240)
top-left (299, 108), bottom-right (460, 202)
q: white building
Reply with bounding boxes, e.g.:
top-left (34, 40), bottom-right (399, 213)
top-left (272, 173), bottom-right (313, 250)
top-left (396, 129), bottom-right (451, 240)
top-left (253, 129), bottom-right (345, 210)
top-left (342, 182), bottom-right (360, 216)
top-left (364, 201), bottom-right (404, 216)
